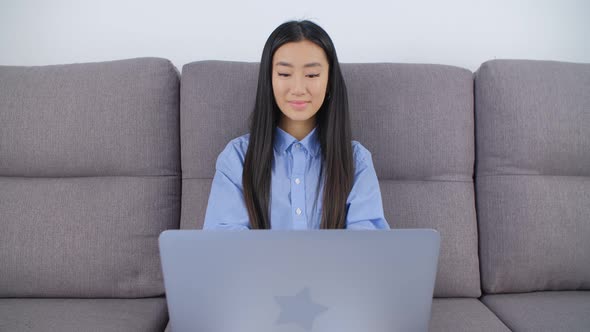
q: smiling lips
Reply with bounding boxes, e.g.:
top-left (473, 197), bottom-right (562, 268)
top-left (288, 100), bottom-right (309, 110)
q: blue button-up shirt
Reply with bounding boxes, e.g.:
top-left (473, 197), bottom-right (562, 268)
top-left (203, 126), bottom-right (389, 230)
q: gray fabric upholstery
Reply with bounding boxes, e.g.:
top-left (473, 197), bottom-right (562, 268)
top-left (0, 58), bottom-right (181, 297)
top-left (0, 177), bottom-right (179, 297)
top-left (160, 298), bottom-right (512, 332)
top-left (180, 178), bottom-right (212, 230)
top-left (482, 291), bottom-right (590, 332)
top-left (380, 181), bottom-right (479, 297)
top-left (180, 61), bottom-right (256, 182)
top-left (180, 61), bottom-right (480, 297)
top-left (429, 298), bottom-right (510, 332)
top-left (0, 298), bottom-right (168, 332)
top-left (475, 59), bottom-right (590, 294)
top-left (0, 58), bottom-right (180, 177)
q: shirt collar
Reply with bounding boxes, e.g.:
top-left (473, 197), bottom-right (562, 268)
top-left (274, 125), bottom-right (321, 157)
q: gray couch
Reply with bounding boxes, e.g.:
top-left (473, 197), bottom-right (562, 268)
top-left (0, 57), bottom-right (588, 331)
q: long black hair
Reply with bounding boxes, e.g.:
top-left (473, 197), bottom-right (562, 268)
top-left (243, 20), bottom-right (353, 229)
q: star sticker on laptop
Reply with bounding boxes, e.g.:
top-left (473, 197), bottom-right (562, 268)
top-left (274, 287), bottom-right (328, 331)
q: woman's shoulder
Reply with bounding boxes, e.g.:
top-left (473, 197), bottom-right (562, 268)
top-left (225, 133), bottom-right (250, 151)
top-left (351, 140), bottom-right (373, 166)
top-left (216, 133), bottom-right (250, 172)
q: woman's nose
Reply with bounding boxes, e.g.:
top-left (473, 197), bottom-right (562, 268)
top-left (291, 75), bottom-right (306, 95)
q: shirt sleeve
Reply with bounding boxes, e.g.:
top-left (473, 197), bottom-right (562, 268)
top-left (203, 141), bottom-right (250, 230)
top-left (346, 144), bottom-right (390, 230)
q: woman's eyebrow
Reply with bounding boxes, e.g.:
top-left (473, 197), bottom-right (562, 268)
top-left (275, 61), bottom-right (322, 68)
top-left (304, 62), bottom-right (322, 68)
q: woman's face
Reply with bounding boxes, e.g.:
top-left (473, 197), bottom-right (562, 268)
top-left (272, 40), bottom-right (330, 132)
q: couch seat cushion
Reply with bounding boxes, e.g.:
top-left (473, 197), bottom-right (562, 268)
top-left (482, 291), bottom-right (590, 332)
top-left (429, 298), bottom-right (509, 332)
top-left (0, 297), bottom-right (167, 332)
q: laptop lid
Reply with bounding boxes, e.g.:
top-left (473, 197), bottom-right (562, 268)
top-left (159, 229), bottom-right (440, 332)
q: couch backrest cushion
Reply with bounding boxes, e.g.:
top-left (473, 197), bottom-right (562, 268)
top-left (0, 58), bottom-right (181, 297)
top-left (180, 61), bottom-right (480, 297)
top-left (475, 59), bottom-right (590, 293)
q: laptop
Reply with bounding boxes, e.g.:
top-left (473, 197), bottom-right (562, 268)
top-left (159, 229), bottom-right (440, 332)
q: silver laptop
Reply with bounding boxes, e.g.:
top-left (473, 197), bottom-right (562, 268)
top-left (159, 229), bottom-right (440, 332)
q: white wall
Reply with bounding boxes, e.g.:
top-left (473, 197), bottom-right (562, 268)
top-left (1, 0), bottom-right (588, 71)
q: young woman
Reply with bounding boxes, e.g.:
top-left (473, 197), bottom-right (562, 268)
top-left (203, 20), bottom-right (389, 230)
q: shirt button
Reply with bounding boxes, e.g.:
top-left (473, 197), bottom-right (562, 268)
top-left (295, 143), bottom-right (301, 149)
top-left (296, 208), bottom-right (302, 216)
top-left (295, 178), bottom-right (301, 185)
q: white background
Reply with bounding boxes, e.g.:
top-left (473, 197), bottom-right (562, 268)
top-left (1, 0), bottom-right (588, 71)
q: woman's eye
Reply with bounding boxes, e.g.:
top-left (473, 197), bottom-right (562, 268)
top-left (278, 73), bottom-right (290, 77)
top-left (307, 74), bottom-right (320, 78)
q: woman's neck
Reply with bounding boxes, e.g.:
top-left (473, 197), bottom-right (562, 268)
top-left (279, 118), bottom-right (316, 141)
